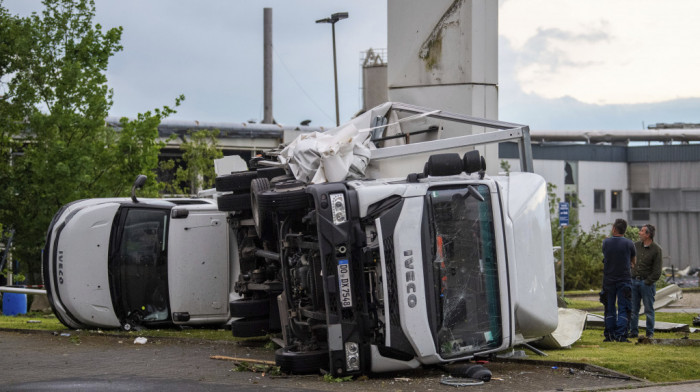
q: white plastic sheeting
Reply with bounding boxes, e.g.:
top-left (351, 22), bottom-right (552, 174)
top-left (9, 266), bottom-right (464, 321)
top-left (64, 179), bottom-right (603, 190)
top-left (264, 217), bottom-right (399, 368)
top-left (278, 102), bottom-right (447, 183)
top-left (278, 123), bottom-right (372, 184)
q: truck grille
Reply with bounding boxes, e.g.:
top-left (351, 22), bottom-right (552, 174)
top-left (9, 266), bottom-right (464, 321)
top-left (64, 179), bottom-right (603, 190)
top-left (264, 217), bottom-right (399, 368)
top-left (383, 237), bottom-right (401, 329)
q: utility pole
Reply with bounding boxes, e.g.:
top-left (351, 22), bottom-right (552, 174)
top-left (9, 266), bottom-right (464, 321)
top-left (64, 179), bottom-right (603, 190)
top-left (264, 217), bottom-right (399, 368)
top-left (263, 8), bottom-right (273, 124)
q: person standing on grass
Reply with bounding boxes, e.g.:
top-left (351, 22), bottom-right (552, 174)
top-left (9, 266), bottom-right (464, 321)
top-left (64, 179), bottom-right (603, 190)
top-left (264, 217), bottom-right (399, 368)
top-left (602, 218), bottom-right (636, 342)
top-left (630, 224), bottom-right (663, 338)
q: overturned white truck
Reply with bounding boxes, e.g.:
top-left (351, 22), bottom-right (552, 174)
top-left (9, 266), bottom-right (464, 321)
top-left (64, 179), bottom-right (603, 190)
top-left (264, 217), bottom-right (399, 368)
top-left (43, 103), bottom-right (557, 376)
top-left (219, 103), bottom-right (558, 375)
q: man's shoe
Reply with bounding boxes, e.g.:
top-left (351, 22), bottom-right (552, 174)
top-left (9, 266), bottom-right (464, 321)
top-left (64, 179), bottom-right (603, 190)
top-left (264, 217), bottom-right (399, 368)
top-left (645, 334), bottom-right (654, 339)
top-left (617, 338), bottom-right (632, 343)
top-left (629, 333), bottom-right (638, 338)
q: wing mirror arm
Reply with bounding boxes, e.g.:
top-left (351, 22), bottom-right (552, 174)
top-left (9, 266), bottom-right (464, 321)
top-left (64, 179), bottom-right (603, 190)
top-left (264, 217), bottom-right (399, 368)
top-left (131, 175), bottom-right (148, 203)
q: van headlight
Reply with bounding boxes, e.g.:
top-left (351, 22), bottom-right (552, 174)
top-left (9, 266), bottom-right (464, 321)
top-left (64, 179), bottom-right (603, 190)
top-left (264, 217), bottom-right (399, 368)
top-left (345, 342), bottom-right (360, 371)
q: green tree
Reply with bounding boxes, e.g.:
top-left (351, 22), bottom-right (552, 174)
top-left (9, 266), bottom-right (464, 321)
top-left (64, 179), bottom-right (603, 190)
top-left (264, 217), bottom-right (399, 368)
top-left (0, 0), bottom-right (179, 283)
top-left (160, 129), bottom-right (223, 195)
top-left (548, 183), bottom-right (610, 291)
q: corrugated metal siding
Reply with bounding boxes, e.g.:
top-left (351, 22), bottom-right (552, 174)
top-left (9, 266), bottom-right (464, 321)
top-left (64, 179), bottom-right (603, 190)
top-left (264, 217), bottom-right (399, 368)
top-left (628, 145), bottom-right (700, 162)
top-left (652, 212), bottom-right (700, 269)
top-left (649, 162), bottom-right (700, 188)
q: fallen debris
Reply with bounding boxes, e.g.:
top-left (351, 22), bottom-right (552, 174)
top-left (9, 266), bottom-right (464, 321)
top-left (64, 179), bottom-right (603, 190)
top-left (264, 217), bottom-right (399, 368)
top-left (440, 376), bottom-right (484, 387)
top-left (210, 355), bottom-right (276, 366)
top-left (534, 308), bottom-right (588, 349)
top-left (133, 337), bottom-right (147, 345)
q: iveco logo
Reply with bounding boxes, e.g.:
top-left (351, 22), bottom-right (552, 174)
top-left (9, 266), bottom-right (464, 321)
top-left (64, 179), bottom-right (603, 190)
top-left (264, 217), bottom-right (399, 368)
top-left (404, 250), bottom-right (417, 308)
top-left (58, 250), bottom-right (64, 285)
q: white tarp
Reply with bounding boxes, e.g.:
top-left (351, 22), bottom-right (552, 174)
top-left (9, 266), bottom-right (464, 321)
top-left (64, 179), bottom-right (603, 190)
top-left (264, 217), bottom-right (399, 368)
top-left (278, 102), bottom-right (448, 183)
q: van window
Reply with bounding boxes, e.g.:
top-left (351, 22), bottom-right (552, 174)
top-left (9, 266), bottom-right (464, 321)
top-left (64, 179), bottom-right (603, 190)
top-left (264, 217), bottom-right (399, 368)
top-left (110, 208), bottom-right (170, 324)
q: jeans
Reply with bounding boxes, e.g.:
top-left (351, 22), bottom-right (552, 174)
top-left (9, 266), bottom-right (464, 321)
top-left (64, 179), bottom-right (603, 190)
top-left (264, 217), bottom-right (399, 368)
top-left (603, 281), bottom-right (632, 341)
top-left (630, 279), bottom-right (656, 337)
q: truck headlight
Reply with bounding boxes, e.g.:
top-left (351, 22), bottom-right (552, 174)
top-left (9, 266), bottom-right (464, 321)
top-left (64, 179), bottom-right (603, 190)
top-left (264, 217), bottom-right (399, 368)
top-left (330, 193), bottom-right (347, 225)
top-left (345, 342), bottom-right (360, 371)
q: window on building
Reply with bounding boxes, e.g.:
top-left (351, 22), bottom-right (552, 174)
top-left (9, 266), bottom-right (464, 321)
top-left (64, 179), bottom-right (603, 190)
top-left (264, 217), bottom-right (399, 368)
top-left (594, 190), bottom-right (605, 212)
top-left (631, 192), bottom-right (650, 221)
top-left (611, 190), bottom-right (622, 211)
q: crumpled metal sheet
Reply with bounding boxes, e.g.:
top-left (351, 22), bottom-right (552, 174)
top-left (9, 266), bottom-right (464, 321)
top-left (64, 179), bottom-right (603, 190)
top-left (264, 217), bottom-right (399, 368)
top-left (533, 308), bottom-right (587, 349)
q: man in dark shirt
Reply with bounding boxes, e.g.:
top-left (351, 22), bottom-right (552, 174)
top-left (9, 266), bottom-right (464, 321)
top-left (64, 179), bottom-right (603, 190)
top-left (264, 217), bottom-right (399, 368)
top-left (602, 219), bottom-right (636, 342)
top-left (630, 224), bottom-right (663, 338)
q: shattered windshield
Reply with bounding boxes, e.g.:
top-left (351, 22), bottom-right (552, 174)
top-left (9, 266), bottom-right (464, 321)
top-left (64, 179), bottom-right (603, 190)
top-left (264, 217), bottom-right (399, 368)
top-left (110, 208), bottom-right (170, 324)
top-left (429, 185), bottom-right (502, 358)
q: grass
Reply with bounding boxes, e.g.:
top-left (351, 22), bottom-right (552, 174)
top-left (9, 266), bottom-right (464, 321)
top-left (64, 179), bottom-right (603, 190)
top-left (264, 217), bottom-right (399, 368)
top-left (0, 311), bottom-right (265, 343)
top-left (525, 294), bottom-right (700, 383)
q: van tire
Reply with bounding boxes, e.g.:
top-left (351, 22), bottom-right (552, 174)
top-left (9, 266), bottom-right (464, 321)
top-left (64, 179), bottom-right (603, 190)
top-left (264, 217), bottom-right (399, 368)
top-left (229, 298), bottom-right (270, 318)
top-left (275, 347), bottom-right (329, 374)
top-left (230, 317), bottom-right (270, 338)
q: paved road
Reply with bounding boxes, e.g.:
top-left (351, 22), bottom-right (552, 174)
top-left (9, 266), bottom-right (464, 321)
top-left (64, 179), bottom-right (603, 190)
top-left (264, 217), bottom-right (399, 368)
top-left (0, 329), bottom-right (652, 392)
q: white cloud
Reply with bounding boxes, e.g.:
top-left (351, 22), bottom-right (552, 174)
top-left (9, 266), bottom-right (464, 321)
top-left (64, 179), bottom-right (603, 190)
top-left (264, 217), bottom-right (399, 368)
top-left (500, 0), bottom-right (700, 105)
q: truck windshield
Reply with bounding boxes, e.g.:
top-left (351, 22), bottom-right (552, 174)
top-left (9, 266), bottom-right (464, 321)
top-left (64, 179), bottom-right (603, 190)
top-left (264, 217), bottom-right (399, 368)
top-left (428, 185), bottom-right (502, 358)
top-left (110, 207), bottom-right (170, 324)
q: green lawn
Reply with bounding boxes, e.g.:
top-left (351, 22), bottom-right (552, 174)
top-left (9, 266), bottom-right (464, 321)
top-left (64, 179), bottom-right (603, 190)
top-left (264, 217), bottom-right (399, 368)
top-left (526, 297), bottom-right (700, 383)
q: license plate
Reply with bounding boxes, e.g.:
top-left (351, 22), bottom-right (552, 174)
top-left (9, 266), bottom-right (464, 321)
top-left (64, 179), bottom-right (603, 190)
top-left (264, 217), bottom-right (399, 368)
top-left (337, 259), bottom-right (353, 308)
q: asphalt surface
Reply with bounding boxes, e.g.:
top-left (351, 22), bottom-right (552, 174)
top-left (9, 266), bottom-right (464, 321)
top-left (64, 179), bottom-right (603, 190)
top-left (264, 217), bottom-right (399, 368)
top-left (0, 328), bottom-right (672, 392)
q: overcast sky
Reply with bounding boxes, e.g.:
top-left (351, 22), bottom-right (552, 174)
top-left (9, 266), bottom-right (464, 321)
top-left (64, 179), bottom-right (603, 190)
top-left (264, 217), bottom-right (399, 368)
top-left (4, 0), bottom-right (700, 130)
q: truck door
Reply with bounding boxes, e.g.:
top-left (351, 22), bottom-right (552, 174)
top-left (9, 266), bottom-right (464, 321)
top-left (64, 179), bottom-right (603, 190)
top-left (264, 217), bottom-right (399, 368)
top-left (167, 208), bottom-right (230, 324)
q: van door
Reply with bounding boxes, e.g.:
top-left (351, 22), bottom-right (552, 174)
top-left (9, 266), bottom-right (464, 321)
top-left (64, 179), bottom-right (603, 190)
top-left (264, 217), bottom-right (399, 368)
top-left (167, 207), bottom-right (229, 324)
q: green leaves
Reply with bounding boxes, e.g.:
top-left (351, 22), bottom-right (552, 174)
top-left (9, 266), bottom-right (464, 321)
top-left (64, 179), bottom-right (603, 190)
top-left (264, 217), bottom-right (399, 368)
top-left (0, 0), bottom-right (175, 284)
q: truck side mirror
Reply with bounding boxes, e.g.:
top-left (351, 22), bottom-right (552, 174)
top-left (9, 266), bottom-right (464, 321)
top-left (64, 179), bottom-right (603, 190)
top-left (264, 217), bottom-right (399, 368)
top-left (131, 174), bottom-right (147, 203)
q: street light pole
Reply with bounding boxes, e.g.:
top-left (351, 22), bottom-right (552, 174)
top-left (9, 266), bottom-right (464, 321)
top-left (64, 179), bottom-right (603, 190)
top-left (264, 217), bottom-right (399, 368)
top-left (316, 12), bottom-right (348, 127)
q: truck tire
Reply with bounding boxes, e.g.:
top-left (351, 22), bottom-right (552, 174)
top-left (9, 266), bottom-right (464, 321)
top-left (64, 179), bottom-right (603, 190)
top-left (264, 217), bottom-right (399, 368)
top-left (257, 167), bottom-right (287, 180)
top-left (229, 298), bottom-right (270, 318)
top-left (231, 317), bottom-right (270, 338)
top-left (215, 171), bottom-right (257, 192)
top-left (217, 193), bottom-right (252, 212)
top-left (251, 178), bottom-right (277, 241)
top-left (424, 153), bottom-right (463, 177)
top-left (275, 347), bottom-right (329, 374)
top-left (257, 181), bottom-right (309, 212)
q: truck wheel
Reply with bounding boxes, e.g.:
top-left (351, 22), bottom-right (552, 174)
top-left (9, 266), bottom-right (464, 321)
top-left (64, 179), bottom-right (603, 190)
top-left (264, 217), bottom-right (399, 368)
top-left (257, 167), bottom-right (287, 180)
top-left (251, 178), bottom-right (274, 240)
top-left (424, 153), bottom-right (463, 177)
top-left (275, 347), bottom-right (329, 374)
top-left (258, 181), bottom-right (309, 212)
top-left (231, 317), bottom-right (270, 338)
top-left (215, 171), bottom-right (258, 192)
top-left (217, 193), bottom-right (252, 212)
top-left (229, 298), bottom-right (270, 318)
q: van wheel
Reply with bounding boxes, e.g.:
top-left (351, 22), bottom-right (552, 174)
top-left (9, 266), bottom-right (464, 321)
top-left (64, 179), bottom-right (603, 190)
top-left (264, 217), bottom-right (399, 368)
top-left (275, 347), bottom-right (329, 374)
top-left (229, 298), bottom-right (270, 318)
top-left (231, 317), bottom-right (269, 338)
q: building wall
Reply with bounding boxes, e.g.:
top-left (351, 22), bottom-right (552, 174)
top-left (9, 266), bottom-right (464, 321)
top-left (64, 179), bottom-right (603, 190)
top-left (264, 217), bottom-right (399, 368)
top-left (501, 143), bottom-right (700, 270)
top-left (502, 158), bottom-right (628, 231)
